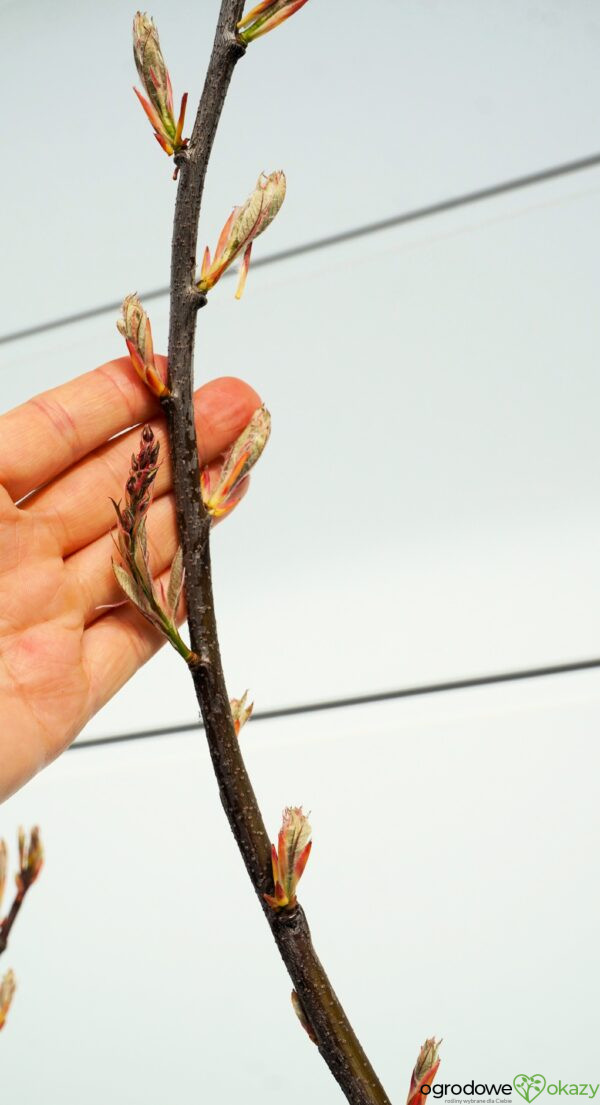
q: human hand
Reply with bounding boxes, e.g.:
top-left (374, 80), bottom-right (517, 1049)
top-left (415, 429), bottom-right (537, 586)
top-left (0, 357), bottom-right (260, 801)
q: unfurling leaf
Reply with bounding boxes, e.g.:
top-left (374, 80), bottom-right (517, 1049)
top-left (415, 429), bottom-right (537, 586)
top-left (112, 562), bottom-right (153, 615)
top-left (166, 546), bottom-right (184, 617)
top-left (132, 12), bottom-right (188, 159)
top-left (238, 0), bottom-right (310, 44)
top-left (202, 406), bottom-right (271, 518)
top-left (196, 172), bottom-right (286, 298)
top-left (230, 690), bottom-right (254, 736)
top-left (132, 524), bottom-right (155, 593)
top-left (117, 294), bottom-right (170, 398)
top-left (16, 827), bottom-right (44, 894)
top-left (0, 971), bottom-right (16, 1032)
top-left (264, 807), bottom-right (312, 910)
top-left (406, 1038), bottom-right (442, 1105)
top-left (110, 428), bottom-right (193, 663)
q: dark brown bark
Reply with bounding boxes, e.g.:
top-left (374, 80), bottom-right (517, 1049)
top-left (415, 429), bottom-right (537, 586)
top-left (163, 5), bottom-right (391, 1103)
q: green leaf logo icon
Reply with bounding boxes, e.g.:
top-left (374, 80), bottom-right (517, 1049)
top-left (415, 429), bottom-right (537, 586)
top-left (514, 1075), bottom-right (547, 1102)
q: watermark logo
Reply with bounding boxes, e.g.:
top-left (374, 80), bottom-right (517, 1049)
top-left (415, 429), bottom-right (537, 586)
top-left (420, 1077), bottom-right (599, 1102)
top-left (514, 1076), bottom-right (547, 1102)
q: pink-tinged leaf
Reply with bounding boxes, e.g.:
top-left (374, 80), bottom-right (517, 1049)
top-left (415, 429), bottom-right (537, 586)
top-left (200, 472), bottom-right (213, 505)
top-left (215, 209), bottom-right (237, 262)
top-left (143, 311), bottom-right (155, 365)
top-left (201, 246), bottom-right (211, 279)
top-left (157, 577), bottom-right (167, 608)
top-left (252, 11), bottom-right (289, 36)
top-left (230, 691), bottom-right (254, 736)
top-left (235, 242), bottom-right (253, 300)
top-left (410, 1055), bottom-right (441, 1101)
top-left (428, 1056), bottom-right (444, 1082)
top-left (277, 826), bottom-right (287, 882)
top-left (270, 843), bottom-right (279, 887)
top-left (217, 447), bottom-right (251, 500)
top-left (154, 131), bottom-right (174, 155)
top-left (238, 0), bottom-right (274, 29)
top-left (167, 546), bottom-right (185, 617)
top-left (133, 86), bottom-right (164, 134)
top-left (200, 468), bottom-right (213, 504)
top-left (209, 494), bottom-right (242, 519)
top-left (146, 365), bottom-right (170, 398)
top-left (133, 537), bottom-right (154, 594)
top-left (264, 892), bottom-right (280, 909)
top-left (112, 563), bottom-right (153, 615)
top-left (201, 257), bottom-right (226, 289)
top-left (407, 1040), bottom-right (442, 1105)
top-left (138, 516), bottom-right (148, 557)
top-left (294, 839), bottom-right (312, 882)
top-left (117, 530), bottom-right (130, 561)
top-left (427, 1059), bottom-right (441, 1087)
top-left (240, 194), bottom-right (265, 249)
top-left (0, 970), bottom-right (16, 1032)
top-left (252, 0), bottom-right (309, 39)
top-left (166, 68), bottom-right (174, 118)
top-left (174, 92), bottom-right (188, 148)
top-left (110, 496), bottom-right (124, 527)
top-left (125, 339), bottom-right (147, 382)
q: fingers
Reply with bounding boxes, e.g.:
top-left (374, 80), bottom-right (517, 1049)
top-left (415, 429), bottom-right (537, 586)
top-left (81, 561), bottom-right (189, 722)
top-left (68, 492), bottom-right (178, 626)
top-left (22, 376), bottom-right (261, 556)
top-left (0, 357), bottom-right (161, 502)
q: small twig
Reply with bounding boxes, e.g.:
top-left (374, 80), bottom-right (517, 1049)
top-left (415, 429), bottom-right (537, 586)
top-left (0, 893), bottom-right (25, 957)
top-left (163, 5), bottom-right (391, 1103)
top-left (0, 828), bottom-right (43, 958)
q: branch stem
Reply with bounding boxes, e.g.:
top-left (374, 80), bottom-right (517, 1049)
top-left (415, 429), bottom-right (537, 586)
top-left (164, 5), bottom-right (390, 1102)
top-left (0, 892), bottom-right (24, 957)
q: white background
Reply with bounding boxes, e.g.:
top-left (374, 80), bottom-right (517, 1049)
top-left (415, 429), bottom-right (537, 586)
top-left (1, 1), bottom-right (599, 1101)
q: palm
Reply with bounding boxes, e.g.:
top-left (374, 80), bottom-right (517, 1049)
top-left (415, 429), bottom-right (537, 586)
top-left (0, 357), bottom-right (259, 800)
top-left (0, 496), bottom-right (91, 780)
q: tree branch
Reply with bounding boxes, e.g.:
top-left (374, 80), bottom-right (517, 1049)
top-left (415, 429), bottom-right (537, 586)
top-left (163, 4), bottom-right (391, 1102)
top-left (0, 893), bottom-right (24, 957)
top-left (0, 829), bottom-right (43, 958)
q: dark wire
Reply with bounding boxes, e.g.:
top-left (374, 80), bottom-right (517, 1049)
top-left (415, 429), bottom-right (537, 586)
top-left (3, 150), bottom-right (600, 347)
top-left (70, 657), bottom-right (600, 750)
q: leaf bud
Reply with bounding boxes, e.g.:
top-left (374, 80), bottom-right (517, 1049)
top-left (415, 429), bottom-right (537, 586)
top-left (264, 807), bottom-right (312, 910)
top-left (132, 12), bottom-right (188, 158)
top-left (0, 971), bottom-right (16, 1032)
top-left (196, 172), bottom-right (286, 298)
top-left (201, 406), bottom-right (271, 519)
top-left (117, 295), bottom-right (170, 399)
top-left (237, 1), bottom-right (310, 45)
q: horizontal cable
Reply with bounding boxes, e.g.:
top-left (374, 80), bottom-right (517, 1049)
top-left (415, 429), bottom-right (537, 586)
top-left (70, 656), bottom-right (600, 751)
top-left (3, 150), bottom-right (600, 348)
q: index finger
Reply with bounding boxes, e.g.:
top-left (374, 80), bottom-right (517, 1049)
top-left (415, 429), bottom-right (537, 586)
top-left (0, 355), bottom-right (163, 502)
